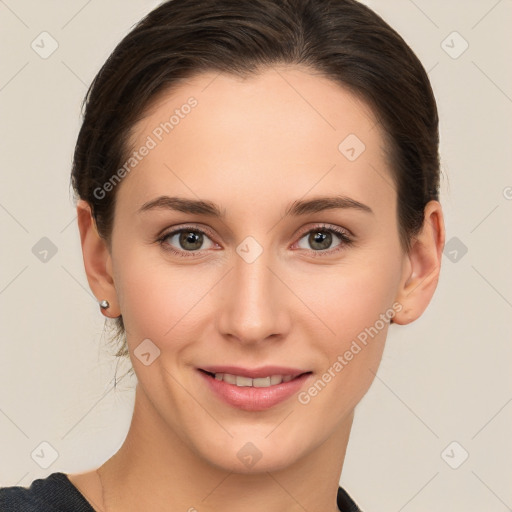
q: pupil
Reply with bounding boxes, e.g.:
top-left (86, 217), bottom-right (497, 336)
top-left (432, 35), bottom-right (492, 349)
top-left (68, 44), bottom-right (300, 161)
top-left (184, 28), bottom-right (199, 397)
top-left (311, 231), bottom-right (331, 250)
top-left (181, 231), bottom-right (202, 250)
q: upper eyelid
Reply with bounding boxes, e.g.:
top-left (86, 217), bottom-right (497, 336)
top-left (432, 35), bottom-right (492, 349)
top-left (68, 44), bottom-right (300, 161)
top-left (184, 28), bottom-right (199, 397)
top-left (296, 223), bottom-right (352, 238)
top-left (160, 224), bottom-right (217, 241)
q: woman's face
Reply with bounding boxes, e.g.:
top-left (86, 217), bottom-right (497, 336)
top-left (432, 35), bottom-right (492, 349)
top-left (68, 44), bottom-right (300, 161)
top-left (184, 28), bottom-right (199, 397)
top-left (108, 66), bottom-right (408, 472)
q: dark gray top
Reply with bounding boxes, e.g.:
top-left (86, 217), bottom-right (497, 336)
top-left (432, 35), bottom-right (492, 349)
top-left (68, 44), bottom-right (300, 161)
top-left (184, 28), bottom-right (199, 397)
top-left (0, 472), bottom-right (362, 511)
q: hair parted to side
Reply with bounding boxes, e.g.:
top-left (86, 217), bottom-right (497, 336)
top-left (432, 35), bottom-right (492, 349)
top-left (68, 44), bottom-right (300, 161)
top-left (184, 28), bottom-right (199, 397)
top-left (70, 0), bottom-right (440, 363)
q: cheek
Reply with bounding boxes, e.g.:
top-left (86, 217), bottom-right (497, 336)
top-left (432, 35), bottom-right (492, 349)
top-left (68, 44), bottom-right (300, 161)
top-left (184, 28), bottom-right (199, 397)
top-left (293, 251), bottom-right (401, 403)
top-left (292, 253), bottom-right (401, 345)
top-left (113, 248), bottom-right (215, 350)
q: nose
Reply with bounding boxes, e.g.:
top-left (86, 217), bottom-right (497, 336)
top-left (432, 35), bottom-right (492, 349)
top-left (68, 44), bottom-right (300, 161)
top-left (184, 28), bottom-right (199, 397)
top-left (216, 244), bottom-right (291, 346)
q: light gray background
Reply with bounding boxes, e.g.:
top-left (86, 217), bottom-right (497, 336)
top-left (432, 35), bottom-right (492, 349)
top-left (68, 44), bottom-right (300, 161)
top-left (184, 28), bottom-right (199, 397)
top-left (1, 1), bottom-right (511, 511)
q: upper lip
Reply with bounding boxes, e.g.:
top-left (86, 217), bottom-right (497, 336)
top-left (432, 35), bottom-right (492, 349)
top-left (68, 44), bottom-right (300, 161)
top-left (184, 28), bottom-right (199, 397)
top-left (199, 366), bottom-right (310, 379)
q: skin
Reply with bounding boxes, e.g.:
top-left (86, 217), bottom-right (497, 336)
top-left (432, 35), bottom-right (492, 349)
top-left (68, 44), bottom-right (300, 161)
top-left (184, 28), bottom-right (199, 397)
top-left (70, 65), bottom-right (445, 512)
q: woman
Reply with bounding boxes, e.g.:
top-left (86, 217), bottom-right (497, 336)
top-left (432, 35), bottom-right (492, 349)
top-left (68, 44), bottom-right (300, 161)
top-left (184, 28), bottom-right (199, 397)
top-left (0, 0), bottom-right (444, 510)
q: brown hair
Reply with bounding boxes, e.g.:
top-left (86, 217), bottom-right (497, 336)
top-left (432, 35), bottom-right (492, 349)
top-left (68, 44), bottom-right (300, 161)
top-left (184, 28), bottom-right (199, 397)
top-left (70, 0), bottom-right (440, 364)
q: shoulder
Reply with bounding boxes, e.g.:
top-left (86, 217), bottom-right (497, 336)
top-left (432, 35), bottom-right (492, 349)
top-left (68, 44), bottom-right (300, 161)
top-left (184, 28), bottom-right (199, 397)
top-left (0, 472), bottom-right (95, 512)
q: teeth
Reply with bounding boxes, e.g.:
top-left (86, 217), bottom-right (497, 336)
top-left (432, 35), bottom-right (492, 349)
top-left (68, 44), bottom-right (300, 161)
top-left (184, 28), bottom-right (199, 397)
top-left (236, 376), bottom-right (253, 387)
top-left (213, 373), bottom-right (297, 387)
top-left (223, 373), bottom-right (237, 385)
top-left (270, 375), bottom-right (282, 385)
top-left (253, 377), bottom-right (271, 387)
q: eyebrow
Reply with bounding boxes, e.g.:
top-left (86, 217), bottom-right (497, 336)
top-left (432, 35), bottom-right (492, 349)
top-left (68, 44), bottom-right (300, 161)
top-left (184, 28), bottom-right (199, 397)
top-left (137, 195), bottom-right (374, 218)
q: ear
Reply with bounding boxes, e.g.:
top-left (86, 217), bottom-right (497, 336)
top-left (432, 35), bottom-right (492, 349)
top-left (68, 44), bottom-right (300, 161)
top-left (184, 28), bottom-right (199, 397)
top-left (76, 199), bottom-right (120, 318)
top-left (393, 200), bottom-right (445, 325)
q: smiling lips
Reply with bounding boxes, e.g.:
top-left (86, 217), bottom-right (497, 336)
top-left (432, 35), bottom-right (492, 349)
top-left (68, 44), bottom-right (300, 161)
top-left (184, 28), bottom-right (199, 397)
top-left (198, 366), bottom-right (312, 411)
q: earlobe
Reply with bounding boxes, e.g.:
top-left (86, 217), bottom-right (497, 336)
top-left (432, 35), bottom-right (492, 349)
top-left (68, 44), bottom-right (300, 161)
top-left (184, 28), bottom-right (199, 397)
top-left (76, 199), bottom-right (120, 318)
top-left (393, 200), bottom-right (445, 325)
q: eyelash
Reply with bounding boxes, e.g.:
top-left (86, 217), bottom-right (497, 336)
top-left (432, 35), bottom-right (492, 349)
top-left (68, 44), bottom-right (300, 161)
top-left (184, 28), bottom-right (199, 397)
top-left (156, 224), bottom-right (354, 258)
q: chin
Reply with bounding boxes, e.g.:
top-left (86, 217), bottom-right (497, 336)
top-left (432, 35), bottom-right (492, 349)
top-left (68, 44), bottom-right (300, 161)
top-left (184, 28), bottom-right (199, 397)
top-left (196, 435), bottom-right (306, 475)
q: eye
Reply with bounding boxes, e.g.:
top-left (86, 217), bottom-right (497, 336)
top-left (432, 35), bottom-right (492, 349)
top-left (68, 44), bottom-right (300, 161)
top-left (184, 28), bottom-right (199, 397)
top-left (295, 224), bottom-right (353, 256)
top-left (156, 223), bottom-right (354, 258)
top-left (157, 226), bottom-right (217, 257)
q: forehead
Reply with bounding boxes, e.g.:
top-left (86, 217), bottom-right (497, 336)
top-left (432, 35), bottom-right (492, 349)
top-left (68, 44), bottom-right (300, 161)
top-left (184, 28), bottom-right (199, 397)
top-left (118, 65), bottom-right (394, 218)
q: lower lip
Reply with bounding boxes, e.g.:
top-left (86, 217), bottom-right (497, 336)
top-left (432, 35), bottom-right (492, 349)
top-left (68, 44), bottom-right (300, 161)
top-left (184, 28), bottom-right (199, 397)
top-left (198, 370), bottom-right (312, 411)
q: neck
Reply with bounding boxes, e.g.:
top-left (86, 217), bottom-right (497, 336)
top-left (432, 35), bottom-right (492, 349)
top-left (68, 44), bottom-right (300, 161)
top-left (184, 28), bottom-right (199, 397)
top-left (97, 383), bottom-right (354, 512)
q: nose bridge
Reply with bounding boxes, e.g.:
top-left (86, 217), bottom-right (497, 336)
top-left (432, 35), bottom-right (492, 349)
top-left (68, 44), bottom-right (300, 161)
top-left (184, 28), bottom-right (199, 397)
top-left (217, 240), bottom-right (289, 344)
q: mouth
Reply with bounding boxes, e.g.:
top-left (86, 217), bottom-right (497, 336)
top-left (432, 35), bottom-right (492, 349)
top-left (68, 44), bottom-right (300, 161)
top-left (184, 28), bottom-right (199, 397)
top-left (197, 366), bottom-right (313, 411)
top-left (198, 369), bottom-right (309, 387)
